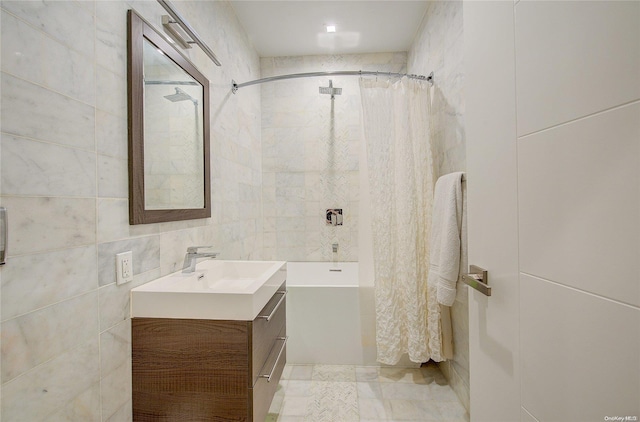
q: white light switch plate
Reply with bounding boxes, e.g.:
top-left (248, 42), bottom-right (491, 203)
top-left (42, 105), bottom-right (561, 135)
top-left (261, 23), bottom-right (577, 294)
top-left (116, 251), bottom-right (133, 285)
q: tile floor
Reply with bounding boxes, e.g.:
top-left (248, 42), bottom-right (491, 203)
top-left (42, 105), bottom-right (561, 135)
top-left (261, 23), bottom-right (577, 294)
top-left (266, 362), bottom-right (469, 422)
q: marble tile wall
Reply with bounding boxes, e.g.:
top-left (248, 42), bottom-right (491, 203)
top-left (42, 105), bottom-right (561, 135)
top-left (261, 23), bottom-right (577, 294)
top-left (0, 1), bottom-right (261, 420)
top-left (407, 0), bottom-right (469, 412)
top-left (260, 53), bottom-right (406, 262)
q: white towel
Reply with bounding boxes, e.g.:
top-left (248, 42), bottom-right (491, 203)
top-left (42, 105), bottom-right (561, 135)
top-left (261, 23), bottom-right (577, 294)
top-left (428, 172), bottom-right (464, 306)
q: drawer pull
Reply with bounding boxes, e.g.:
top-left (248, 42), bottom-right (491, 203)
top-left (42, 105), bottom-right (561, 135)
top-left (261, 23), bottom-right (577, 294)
top-left (260, 336), bottom-right (288, 382)
top-left (0, 207), bottom-right (7, 265)
top-left (257, 291), bottom-right (287, 321)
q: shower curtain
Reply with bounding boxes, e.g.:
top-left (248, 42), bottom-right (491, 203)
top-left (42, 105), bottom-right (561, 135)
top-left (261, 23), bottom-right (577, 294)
top-left (359, 77), bottom-right (440, 364)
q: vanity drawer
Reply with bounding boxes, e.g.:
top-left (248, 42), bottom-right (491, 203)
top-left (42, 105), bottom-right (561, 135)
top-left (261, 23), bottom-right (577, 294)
top-left (132, 276), bottom-right (287, 421)
top-left (251, 282), bottom-right (286, 385)
top-left (251, 325), bottom-right (287, 422)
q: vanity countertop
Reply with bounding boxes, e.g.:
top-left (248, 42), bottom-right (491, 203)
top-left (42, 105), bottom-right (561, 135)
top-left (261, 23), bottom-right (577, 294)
top-left (131, 260), bottom-right (287, 320)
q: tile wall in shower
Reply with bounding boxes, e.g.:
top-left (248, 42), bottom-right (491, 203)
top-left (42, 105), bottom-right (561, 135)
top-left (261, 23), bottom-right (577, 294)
top-left (260, 53), bottom-right (407, 262)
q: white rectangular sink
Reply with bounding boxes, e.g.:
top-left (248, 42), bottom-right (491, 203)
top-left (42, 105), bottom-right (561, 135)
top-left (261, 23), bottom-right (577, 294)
top-left (131, 260), bottom-right (287, 321)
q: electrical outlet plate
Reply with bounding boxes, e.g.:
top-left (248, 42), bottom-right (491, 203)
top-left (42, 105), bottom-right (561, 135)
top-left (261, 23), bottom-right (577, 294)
top-left (116, 251), bottom-right (133, 285)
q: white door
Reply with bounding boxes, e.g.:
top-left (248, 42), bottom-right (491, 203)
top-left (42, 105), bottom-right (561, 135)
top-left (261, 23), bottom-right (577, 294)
top-left (464, 1), bottom-right (640, 421)
top-left (463, 2), bottom-right (521, 421)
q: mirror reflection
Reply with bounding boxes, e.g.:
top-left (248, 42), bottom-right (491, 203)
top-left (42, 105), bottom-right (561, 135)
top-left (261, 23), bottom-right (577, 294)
top-left (143, 39), bottom-right (205, 210)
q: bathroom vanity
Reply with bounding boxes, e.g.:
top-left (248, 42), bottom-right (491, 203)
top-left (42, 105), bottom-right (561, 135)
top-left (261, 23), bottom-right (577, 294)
top-left (130, 260), bottom-right (287, 421)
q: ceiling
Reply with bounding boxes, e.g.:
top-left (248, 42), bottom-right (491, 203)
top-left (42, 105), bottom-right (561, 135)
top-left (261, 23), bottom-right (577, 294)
top-left (229, 1), bottom-right (429, 57)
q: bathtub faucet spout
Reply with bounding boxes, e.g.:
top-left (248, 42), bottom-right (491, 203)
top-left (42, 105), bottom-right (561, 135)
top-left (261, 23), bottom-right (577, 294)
top-left (332, 243), bottom-right (339, 253)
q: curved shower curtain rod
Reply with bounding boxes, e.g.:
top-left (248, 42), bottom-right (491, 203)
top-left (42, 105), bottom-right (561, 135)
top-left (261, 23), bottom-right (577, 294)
top-left (231, 70), bottom-right (434, 93)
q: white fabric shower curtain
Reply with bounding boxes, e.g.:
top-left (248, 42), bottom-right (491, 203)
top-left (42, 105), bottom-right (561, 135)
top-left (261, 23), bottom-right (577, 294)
top-left (359, 77), bottom-right (439, 364)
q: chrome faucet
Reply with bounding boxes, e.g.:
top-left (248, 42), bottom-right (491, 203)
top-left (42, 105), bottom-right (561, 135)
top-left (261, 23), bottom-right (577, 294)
top-left (182, 246), bottom-right (220, 273)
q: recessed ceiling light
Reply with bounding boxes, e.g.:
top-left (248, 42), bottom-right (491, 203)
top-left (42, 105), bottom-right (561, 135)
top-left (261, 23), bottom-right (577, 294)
top-left (326, 25), bottom-right (336, 33)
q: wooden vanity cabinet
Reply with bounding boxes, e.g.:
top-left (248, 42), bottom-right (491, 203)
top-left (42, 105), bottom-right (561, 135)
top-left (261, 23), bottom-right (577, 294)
top-left (132, 282), bottom-right (286, 421)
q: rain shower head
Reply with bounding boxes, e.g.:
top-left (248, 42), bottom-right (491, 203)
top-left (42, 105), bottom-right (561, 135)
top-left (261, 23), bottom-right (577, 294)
top-left (319, 80), bottom-right (342, 99)
top-left (164, 87), bottom-right (198, 104)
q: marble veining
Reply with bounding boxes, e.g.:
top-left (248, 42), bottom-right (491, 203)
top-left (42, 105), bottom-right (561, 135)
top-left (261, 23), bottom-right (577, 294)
top-left (269, 363), bottom-right (469, 422)
top-left (1, 291), bottom-right (98, 383)
top-left (3, 196), bottom-right (96, 256)
top-left (96, 6), bottom-right (127, 78)
top-left (1, 245), bottom-right (97, 320)
top-left (100, 319), bottom-right (131, 376)
top-left (95, 67), bottom-right (127, 118)
top-left (48, 383), bottom-right (102, 421)
top-left (1, 73), bottom-right (96, 151)
top-left (96, 198), bottom-right (159, 243)
top-left (1, 1), bottom-right (96, 60)
top-left (1, 134), bottom-right (97, 198)
top-left (98, 155), bottom-right (128, 199)
top-left (261, 52), bottom-right (406, 262)
top-left (96, 110), bottom-right (128, 159)
top-left (1, 338), bottom-right (100, 422)
top-left (98, 268), bottom-right (160, 332)
top-left (1, 0), bottom-right (262, 419)
top-left (1, 11), bottom-right (95, 106)
top-left (100, 357), bottom-right (132, 420)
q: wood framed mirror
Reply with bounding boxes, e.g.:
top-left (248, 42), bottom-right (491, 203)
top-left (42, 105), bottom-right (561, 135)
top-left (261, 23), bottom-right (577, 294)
top-left (127, 9), bottom-right (210, 224)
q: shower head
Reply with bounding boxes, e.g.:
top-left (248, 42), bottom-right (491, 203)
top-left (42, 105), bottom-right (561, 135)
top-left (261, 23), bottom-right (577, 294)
top-left (164, 87), bottom-right (198, 104)
top-left (319, 80), bottom-right (342, 99)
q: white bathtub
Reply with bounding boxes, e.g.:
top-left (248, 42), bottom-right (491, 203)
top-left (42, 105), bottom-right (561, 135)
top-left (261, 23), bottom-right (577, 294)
top-left (286, 262), bottom-right (366, 365)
